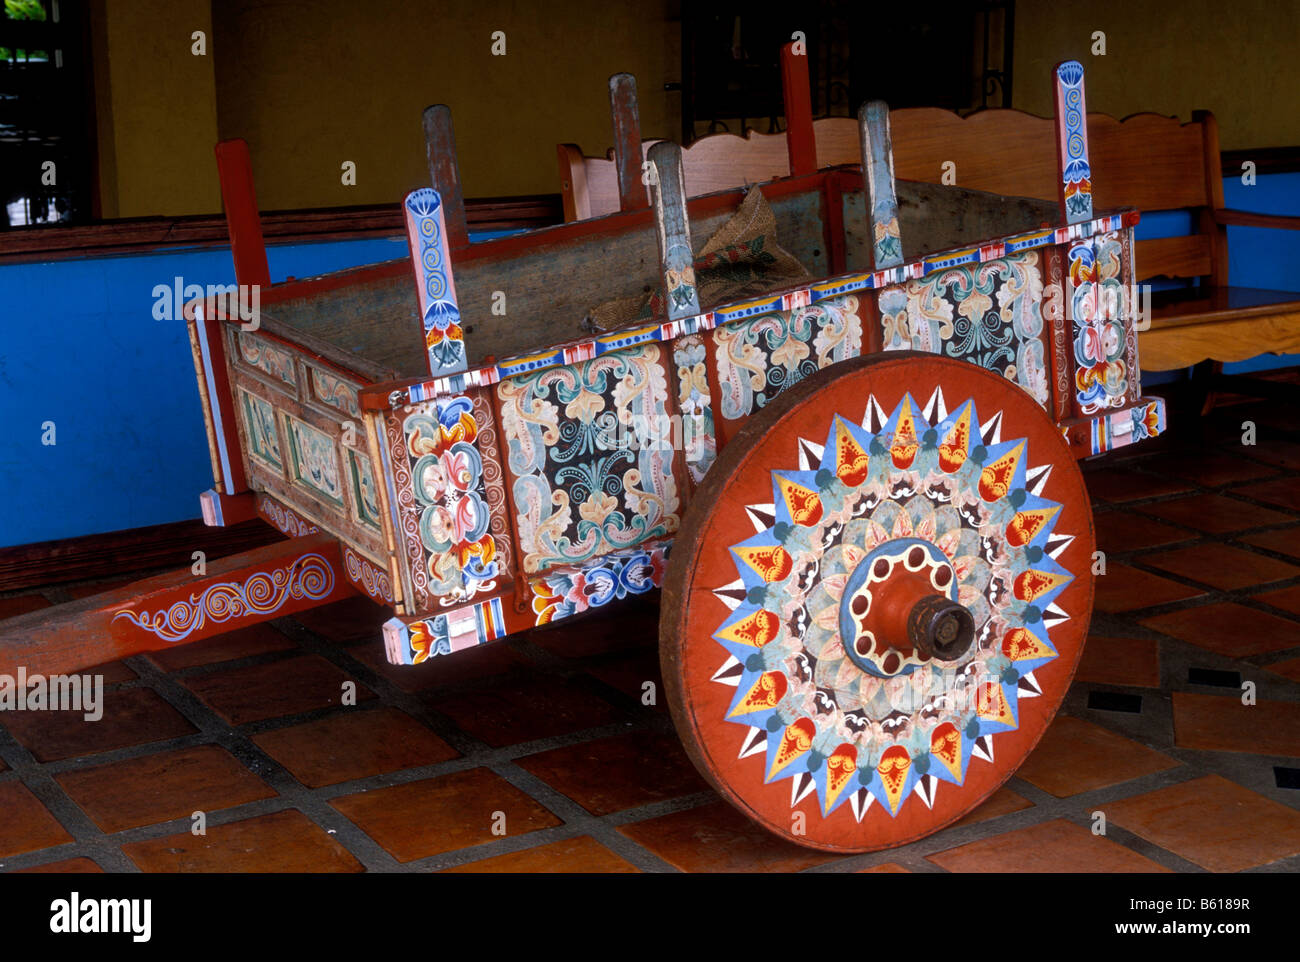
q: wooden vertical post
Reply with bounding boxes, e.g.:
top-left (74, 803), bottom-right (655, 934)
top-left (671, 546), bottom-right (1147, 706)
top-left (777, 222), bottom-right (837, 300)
top-left (648, 141), bottom-right (700, 320)
top-left (609, 73), bottom-right (647, 212)
top-left (858, 100), bottom-right (903, 270)
top-left (781, 41), bottom-right (816, 177)
top-left (422, 104), bottom-right (470, 250)
top-left (214, 139), bottom-right (271, 289)
top-left (1053, 60), bottom-right (1093, 224)
top-left (403, 188), bottom-right (468, 378)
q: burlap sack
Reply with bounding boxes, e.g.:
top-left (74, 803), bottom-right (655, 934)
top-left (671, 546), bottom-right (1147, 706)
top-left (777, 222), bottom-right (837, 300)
top-left (586, 186), bottom-right (811, 331)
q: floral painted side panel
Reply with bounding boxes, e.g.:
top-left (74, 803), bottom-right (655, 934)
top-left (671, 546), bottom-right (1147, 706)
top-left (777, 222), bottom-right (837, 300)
top-left (1071, 234), bottom-right (1129, 414)
top-left (497, 343), bottom-right (681, 575)
top-left (383, 394), bottom-right (502, 611)
top-left (880, 252), bottom-right (1050, 409)
top-left (712, 295), bottom-right (863, 425)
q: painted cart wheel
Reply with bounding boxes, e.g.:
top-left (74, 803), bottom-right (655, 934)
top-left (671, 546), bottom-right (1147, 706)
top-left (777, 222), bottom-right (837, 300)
top-left (661, 352), bottom-right (1094, 851)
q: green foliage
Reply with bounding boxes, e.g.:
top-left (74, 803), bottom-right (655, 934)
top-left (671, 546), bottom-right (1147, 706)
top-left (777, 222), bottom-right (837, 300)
top-left (5, 0), bottom-right (47, 21)
top-left (2, 0), bottom-right (47, 61)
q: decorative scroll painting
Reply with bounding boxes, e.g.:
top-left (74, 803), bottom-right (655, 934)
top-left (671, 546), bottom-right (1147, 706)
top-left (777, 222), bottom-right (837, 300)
top-left (470, 392), bottom-right (514, 580)
top-left (1070, 236), bottom-right (1128, 414)
top-left (383, 393), bottom-right (500, 611)
top-left (238, 388), bottom-right (283, 471)
top-left (711, 393), bottom-right (1073, 820)
top-left (673, 334), bottom-right (717, 484)
top-left (234, 330), bottom-right (296, 390)
top-left (344, 545), bottom-right (394, 605)
top-left (860, 101), bottom-right (903, 269)
top-left (256, 494), bottom-right (318, 537)
top-left (879, 253), bottom-right (1050, 408)
top-left (404, 188), bottom-right (467, 378)
top-left (532, 542), bottom-right (668, 624)
top-left (713, 296), bottom-right (863, 424)
top-left (113, 552), bottom-right (336, 643)
top-left (1054, 60), bottom-right (1092, 224)
top-left (283, 414), bottom-right (345, 506)
top-left (1044, 245), bottom-right (1072, 421)
top-left (498, 343), bottom-right (680, 575)
top-left (345, 448), bottom-right (382, 530)
top-left (310, 367), bottom-right (361, 418)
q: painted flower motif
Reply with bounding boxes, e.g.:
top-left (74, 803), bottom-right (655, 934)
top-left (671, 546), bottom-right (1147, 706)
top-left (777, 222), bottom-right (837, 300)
top-left (579, 491), bottom-right (619, 526)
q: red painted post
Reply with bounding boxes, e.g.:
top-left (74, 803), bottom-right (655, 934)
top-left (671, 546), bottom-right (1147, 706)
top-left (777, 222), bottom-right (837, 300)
top-left (214, 139), bottom-right (271, 289)
top-left (781, 41), bottom-right (816, 177)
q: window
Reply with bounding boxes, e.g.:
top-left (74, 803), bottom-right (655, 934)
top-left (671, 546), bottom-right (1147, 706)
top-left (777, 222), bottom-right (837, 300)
top-left (0, 0), bottom-right (92, 227)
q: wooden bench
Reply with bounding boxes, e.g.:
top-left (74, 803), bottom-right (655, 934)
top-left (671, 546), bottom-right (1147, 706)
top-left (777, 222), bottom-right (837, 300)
top-left (560, 60), bottom-right (1300, 380)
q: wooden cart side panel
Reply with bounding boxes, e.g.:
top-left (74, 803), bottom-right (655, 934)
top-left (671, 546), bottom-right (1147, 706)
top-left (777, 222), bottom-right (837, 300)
top-left (383, 540), bottom-right (671, 665)
top-left (1043, 244), bottom-right (1074, 422)
top-left (380, 390), bottom-right (507, 615)
top-left (185, 315), bottom-right (225, 494)
top-left (188, 304), bottom-right (250, 496)
top-left (225, 345), bottom-right (389, 567)
top-left (876, 250), bottom-right (1053, 410)
top-left (494, 342), bottom-right (683, 577)
top-left (709, 292), bottom-right (866, 442)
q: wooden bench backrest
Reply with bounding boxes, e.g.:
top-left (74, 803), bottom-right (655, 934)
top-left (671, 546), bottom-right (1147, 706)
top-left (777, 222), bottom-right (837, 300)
top-left (559, 62), bottom-right (1224, 285)
top-left (885, 107), bottom-right (1223, 284)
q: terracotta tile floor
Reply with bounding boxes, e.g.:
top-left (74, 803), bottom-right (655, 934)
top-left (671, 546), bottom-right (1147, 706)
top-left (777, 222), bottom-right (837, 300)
top-left (1, 391), bottom-right (1299, 873)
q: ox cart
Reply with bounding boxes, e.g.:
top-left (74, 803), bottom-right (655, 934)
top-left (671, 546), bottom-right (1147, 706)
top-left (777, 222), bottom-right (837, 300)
top-left (4, 60), bottom-right (1163, 852)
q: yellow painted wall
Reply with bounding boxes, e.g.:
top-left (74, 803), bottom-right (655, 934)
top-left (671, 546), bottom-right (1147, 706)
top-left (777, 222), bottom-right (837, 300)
top-left (211, 0), bottom-right (679, 209)
top-left (90, 0), bottom-right (221, 218)
top-left (1013, 0), bottom-right (1300, 150)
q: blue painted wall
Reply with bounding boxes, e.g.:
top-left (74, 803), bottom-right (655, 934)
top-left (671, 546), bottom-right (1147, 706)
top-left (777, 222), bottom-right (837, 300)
top-left (0, 231), bottom-right (514, 548)
top-left (1, 174), bottom-right (1297, 548)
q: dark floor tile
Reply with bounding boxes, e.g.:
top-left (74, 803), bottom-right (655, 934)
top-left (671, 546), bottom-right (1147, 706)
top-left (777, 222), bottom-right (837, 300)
top-left (1149, 451), bottom-right (1278, 487)
top-left (616, 801), bottom-right (837, 872)
top-left (1102, 774), bottom-right (1300, 872)
top-left (583, 650), bottom-right (667, 712)
top-left (948, 787), bottom-right (1033, 828)
top-left (1074, 636), bottom-right (1160, 688)
top-left (442, 835), bottom-right (638, 873)
top-left (348, 637), bottom-right (525, 693)
top-left (528, 599), bottom-right (659, 659)
top-left (288, 596), bottom-right (390, 644)
top-left (1245, 440), bottom-right (1300, 471)
top-left (1254, 582), bottom-right (1300, 615)
top-left (145, 623), bottom-right (297, 671)
top-left (55, 744), bottom-right (277, 833)
top-left (1234, 477), bottom-right (1300, 512)
top-left (329, 767), bottom-right (561, 862)
top-left (1172, 692), bottom-right (1300, 757)
top-left (0, 782), bottom-right (74, 858)
top-left (1140, 602), bottom-right (1300, 657)
top-left (181, 654), bottom-right (373, 726)
top-left (1264, 657), bottom-right (1300, 682)
top-left (516, 731), bottom-right (708, 816)
top-left (1143, 543), bottom-right (1300, 590)
top-left (927, 818), bottom-right (1168, 872)
top-left (251, 707), bottom-right (459, 788)
top-left (0, 688), bottom-right (197, 762)
top-left (122, 809), bottom-right (363, 872)
top-left (1093, 563), bottom-right (1205, 613)
top-left (1240, 527), bottom-right (1300, 559)
top-left (1083, 468), bottom-right (1193, 503)
top-left (1016, 716), bottom-right (1180, 797)
top-left (1093, 511), bottom-right (1191, 553)
top-left (1137, 494), bottom-right (1293, 534)
top-left (433, 675), bottom-right (622, 748)
top-left (13, 857), bottom-right (103, 873)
